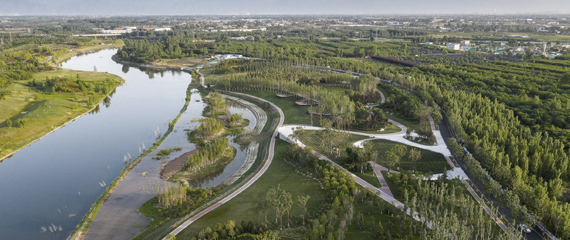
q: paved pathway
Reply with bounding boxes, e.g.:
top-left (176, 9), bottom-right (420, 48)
top-left (163, 92), bottom-right (284, 239)
top-left (197, 69), bottom-right (206, 88)
top-left (369, 161), bottom-right (397, 198)
top-left (378, 88), bottom-right (386, 104)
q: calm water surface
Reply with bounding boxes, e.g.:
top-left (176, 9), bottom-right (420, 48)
top-left (0, 49), bottom-right (193, 239)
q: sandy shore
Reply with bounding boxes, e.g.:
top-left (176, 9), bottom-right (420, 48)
top-left (160, 149), bottom-right (198, 180)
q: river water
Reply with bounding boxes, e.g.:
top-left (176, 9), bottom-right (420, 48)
top-left (0, 49), bottom-right (194, 239)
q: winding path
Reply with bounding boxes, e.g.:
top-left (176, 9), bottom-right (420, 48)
top-left (163, 92), bottom-right (284, 239)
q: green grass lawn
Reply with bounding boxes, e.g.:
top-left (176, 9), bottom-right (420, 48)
top-left (347, 194), bottom-right (421, 240)
top-left (241, 90), bottom-right (320, 126)
top-left (176, 139), bottom-right (328, 239)
top-left (354, 171), bottom-right (381, 188)
top-left (367, 139), bottom-right (450, 174)
top-left (350, 123), bottom-right (402, 134)
top-left (380, 107), bottom-right (420, 132)
top-left (0, 68), bottom-right (123, 160)
top-left (295, 130), bottom-right (368, 161)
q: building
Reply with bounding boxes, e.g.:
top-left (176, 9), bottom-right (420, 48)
top-left (99, 29), bottom-right (131, 34)
top-left (153, 27), bottom-right (172, 32)
top-left (447, 43), bottom-right (460, 50)
top-left (460, 40), bottom-right (470, 46)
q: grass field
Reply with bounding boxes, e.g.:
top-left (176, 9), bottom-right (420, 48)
top-left (367, 139), bottom-right (450, 174)
top-left (155, 57), bottom-right (205, 68)
top-left (351, 123), bottom-right (402, 134)
top-left (354, 171), bottom-right (382, 188)
top-left (0, 68), bottom-right (123, 160)
top-left (294, 130), bottom-right (382, 188)
top-left (176, 139), bottom-right (419, 240)
top-left (295, 130), bottom-right (368, 160)
top-left (176, 139), bottom-right (328, 238)
top-left (241, 90), bottom-right (318, 126)
top-left (381, 108), bottom-right (421, 132)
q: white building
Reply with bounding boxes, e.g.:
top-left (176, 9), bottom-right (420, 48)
top-left (153, 27), bottom-right (172, 32)
top-left (460, 40), bottom-right (470, 46)
top-left (447, 43), bottom-right (460, 50)
top-left (99, 29), bottom-right (131, 34)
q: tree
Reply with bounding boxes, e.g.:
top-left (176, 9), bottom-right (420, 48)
top-left (258, 201), bottom-right (270, 227)
top-left (386, 145), bottom-right (407, 172)
top-left (5, 119), bottom-right (11, 128)
top-left (297, 195), bottom-right (310, 226)
top-left (93, 65), bottom-right (97, 72)
top-left (409, 148), bottom-right (421, 172)
top-left (376, 221), bottom-right (385, 239)
top-left (166, 233), bottom-right (176, 240)
top-left (283, 191), bottom-right (293, 228)
top-left (356, 212), bottom-right (364, 229)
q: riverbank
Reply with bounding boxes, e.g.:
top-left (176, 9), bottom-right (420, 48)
top-left (69, 79), bottom-right (194, 240)
top-left (160, 149), bottom-right (198, 180)
top-left (0, 69), bottom-right (125, 161)
top-left (51, 42), bottom-right (124, 67)
top-left (111, 55), bottom-right (192, 71)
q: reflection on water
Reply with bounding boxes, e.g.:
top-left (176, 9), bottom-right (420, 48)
top-left (184, 100), bottom-right (258, 189)
top-left (0, 49), bottom-right (192, 240)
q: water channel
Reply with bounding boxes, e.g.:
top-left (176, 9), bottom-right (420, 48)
top-left (0, 49), bottom-right (256, 239)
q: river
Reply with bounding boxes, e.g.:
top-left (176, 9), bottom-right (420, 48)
top-left (0, 49), bottom-right (196, 239)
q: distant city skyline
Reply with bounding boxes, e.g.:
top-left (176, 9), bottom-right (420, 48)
top-left (1, 0), bottom-right (570, 16)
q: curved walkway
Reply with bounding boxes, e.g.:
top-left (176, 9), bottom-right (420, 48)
top-left (163, 92), bottom-right (284, 239)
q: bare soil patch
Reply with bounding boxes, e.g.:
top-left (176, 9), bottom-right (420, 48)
top-left (160, 150), bottom-right (198, 180)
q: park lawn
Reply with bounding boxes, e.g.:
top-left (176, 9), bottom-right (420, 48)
top-left (354, 171), bottom-right (381, 189)
top-left (295, 130), bottom-right (368, 161)
top-left (380, 107), bottom-right (420, 132)
top-left (0, 82), bottom-right (35, 124)
top-left (155, 57), bottom-right (205, 68)
top-left (323, 86), bottom-right (349, 95)
top-left (350, 122), bottom-right (402, 134)
top-left (367, 139), bottom-right (450, 174)
top-left (242, 90), bottom-right (318, 126)
top-left (0, 68), bottom-right (123, 160)
top-left (176, 139), bottom-right (328, 239)
top-left (295, 130), bottom-right (382, 188)
top-left (346, 194), bottom-right (421, 240)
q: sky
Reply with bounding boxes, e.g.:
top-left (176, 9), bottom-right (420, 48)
top-left (2, 0), bottom-right (570, 15)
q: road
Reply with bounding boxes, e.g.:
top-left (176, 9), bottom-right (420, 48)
top-left (463, 180), bottom-right (511, 236)
top-left (438, 119), bottom-right (543, 240)
top-left (162, 92), bottom-right (284, 239)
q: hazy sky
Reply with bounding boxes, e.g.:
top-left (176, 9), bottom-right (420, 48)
top-left (2, 0), bottom-right (570, 15)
